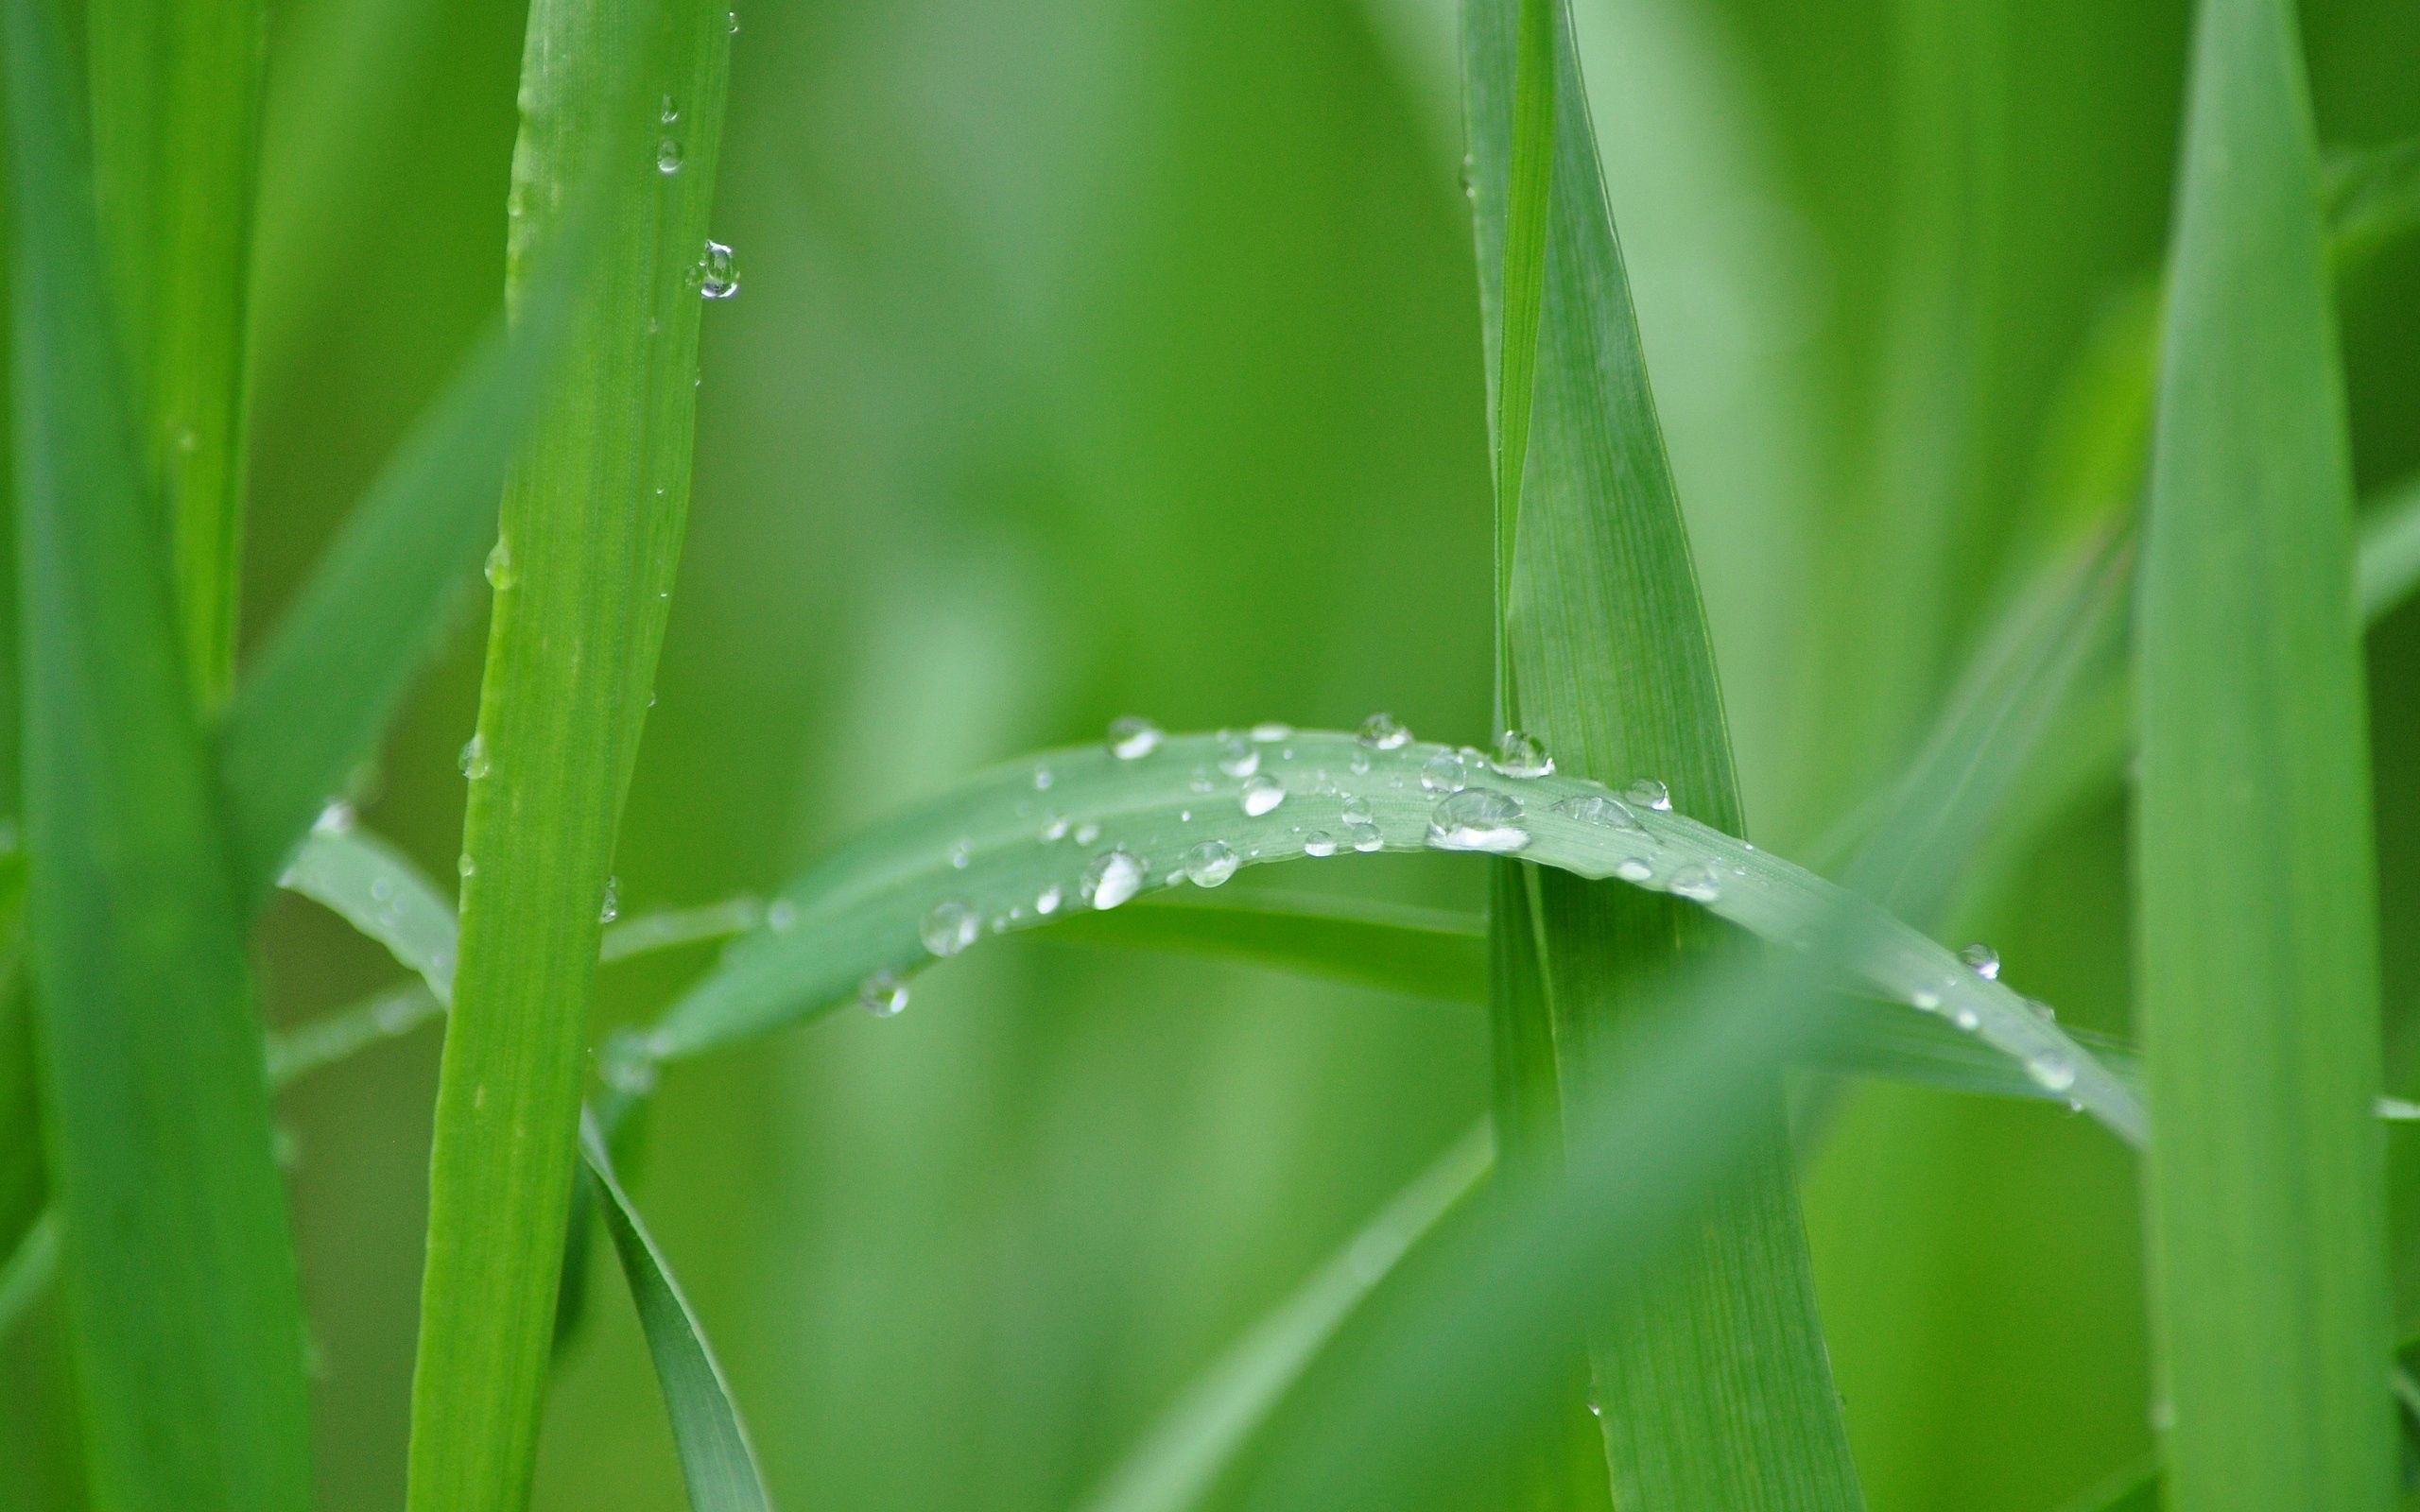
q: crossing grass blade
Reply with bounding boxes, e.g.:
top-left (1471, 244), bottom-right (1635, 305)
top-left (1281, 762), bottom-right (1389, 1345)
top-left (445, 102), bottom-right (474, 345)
top-left (1463, 0), bottom-right (1860, 1502)
top-left (404, 0), bottom-right (732, 1500)
top-left (86, 0), bottom-right (267, 706)
top-left (2133, 0), bottom-right (2394, 1505)
top-left (2, 3), bottom-right (310, 1504)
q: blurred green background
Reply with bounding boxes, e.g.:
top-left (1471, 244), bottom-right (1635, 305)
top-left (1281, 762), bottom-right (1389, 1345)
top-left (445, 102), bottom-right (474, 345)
top-left (9, 0), bottom-right (2420, 1506)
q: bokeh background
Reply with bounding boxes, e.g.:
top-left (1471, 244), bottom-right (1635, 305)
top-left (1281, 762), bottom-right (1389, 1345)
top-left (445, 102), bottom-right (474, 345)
top-left (9, 0), bottom-right (2420, 1506)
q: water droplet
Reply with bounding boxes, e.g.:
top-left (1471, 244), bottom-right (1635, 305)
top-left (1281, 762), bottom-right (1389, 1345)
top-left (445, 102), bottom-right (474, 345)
top-left (1625, 778), bottom-right (1671, 811)
top-left (1357, 712), bottom-right (1411, 750)
top-left (725, 7), bottom-right (738, 32)
top-left (1951, 1005), bottom-right (1981, 1031)
top-left (767, 899), bottom-right (798, 932)
top-left (312, 799), bottom-right (356, 835)
top-left (1303, 831), bottom-right (1337, 857)
top-left (1183, 840), bottom-right (1240, 887)
top-left (1341, 797), bottom-right (1374, 827)
top-left (660, 94), bottom-right (681, 124)
top-left (922, 900), bottom-right (979, 956)
top-left (1108, 715), bottom-right (1163, 760)
top-left (1240, 774), bottom-right (1286, 816)
top-left (457, 852), bottom-right (476, 881)
top-left (657, 136), bottom-right (685, 174)
top-left (1033, 765), bottom-right (1055, 790)
top-left (949, 840), bottom-right (972, 869)
top-left (1910, 988), bottom-right (1941, 1012)
top-left (1421, 751), bottom-right (1467, 795)
top-left (458, 733), bottom-right (491, 779)
top-left (1217, 735), bottom-right (1261, 778)
top-left (1035, 884), bottom-right (1064, 915)
top-left (1347, 821), bottom-right (1384, 852)
top-left (1188, 768), bottom-right (1217, 794)
top-left (1347, 750), bottom-right (1371, 775)
top-left (859, 970), bottom-right (908, 1018)
top-left (1074, 821), bottom-right (1101, 846)
top-left (1668, 865), bottom-right (1720, 902)
top-left (696, 239), bottom-right (739, 300)
top-left (598, 875), bottom-right (620, 923)
top-left (484, 538), bottom-right (514, 590)
top-left (1553, 793), bottom-right (1643, 831)
top-left (1249, 721), bottom-right (1293, 742)
top-left (1083, 850), bottom-right (1146, 910)
top-left (1491, 729), bottom-right (1554, 778)
top-left (1426, 788), bottom-right (1529, 852)
top-left (1042, 815), bottom-right (1070, 842)
top-left (1615, 858), bottom-right (1653, 883)
top-left (2023, 1048), bottom-right (2077, 1094)
top-left (1960, 943), bottom-right (2001, 980)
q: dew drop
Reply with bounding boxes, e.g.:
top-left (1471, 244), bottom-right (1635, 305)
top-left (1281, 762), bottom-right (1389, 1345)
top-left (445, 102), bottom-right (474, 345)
top-left (1421, 751), bottom-right (1467, 795)
top-left (458, 733), bottom-right (491, 779)
top-left (1951, 1005), bottom-right (1981, 1031)
top-left (660, 94), bottom-right (681, 124)
top-left (313, 799), bottom-right (356, 835)
top-left (1042, 815), bottom-right (1070, 841)
top-left (656, 137), bottom-right (683, 175)
top-left (1188, 768), bottom-right (1217, 794)
top-left (1074, 821), bottom-right (1101, 846)
top-left (1615, 858), bottom-right (1653, 883)
top-left (948, 840), bottom-right (972, 869)
top-left (1240, 774), bottom-right (1286, 816)
top-left (457, 852), bottom-right (476, 881)
top-left (1668, 865), bottom-right (1720, 902)
top-left (1625, 778), bottom-right (1671, 811)
top-left (1083, 849), bottom-right (1147, 910)
top-left (1426, 788), bottom-right (1529, 852)
top-left (1341, 797), bottom-right (1374, 827)
top-left (484, 538), bottom-right (514, 590)
top-left (598, 875), bottom-right (620, 923)
top-left (1183, 840), bottom-right (1240, 887)
top-left (1303, 831), bottom-right (1338, 857)
top-left (1347, 821), bottom-right (1384, 852)
top-left (2023, 1048), bottom-right (2078, 1094)
top-left (1960, 943), bottom-right (2001, 981)
top-left (767, 899), bottom-right (798, 932)
top-left (859, 970), bottom-right (908, 1018)
top-left (1033, 765), bottom-right (1055, 791)
top-left (1910, 988), bottom-right (1941, 1012)
top-left (1491, 729), bottom-right (1554, 778)
top-left (922, 900), bottom-right (979, 956)
top-left (1217, 735), bottom-right (1261, 778)
top-left (1357, 712), bottom-right (1412, 750)
top-left (1553, 793), bottom-right (1642, 831)
top-left (1107, 715), bottom-right (1163, 760)
top-left (1249, 721), bottom-right (1293, 742)
top-left (1035, 884), bottom-right (1064, 916)
top-left (695, 239), bottom-right (739, 300)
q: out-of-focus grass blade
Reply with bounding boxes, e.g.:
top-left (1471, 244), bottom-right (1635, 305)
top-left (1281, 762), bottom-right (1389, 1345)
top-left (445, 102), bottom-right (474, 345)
top-left (279, 813), bottom-right (458, 998)
top-left (647, 730), bottom-right (2141, 1143)
top-left (579, 1112), bottom-right (773, 1512)
top-left (2, 4), bottom-right (309, 1505)
top-left (1463, 0), bottom-right (1859, 1501)
top-left (2325, 135), bottom-right (2420, 267)
top-left (0, 849), bottom-right (35, 1265)
top-left (406, 1), bottom-right (731, 1493)
top-left (1075, 1125), bottom-right (1492, 1512)
top-left (2134, 0), bottom-right (2394, 1505)
top-left (86, 0), bottom-right (266, 705)
top-left (2359, 472), bottom-right (2420, 623)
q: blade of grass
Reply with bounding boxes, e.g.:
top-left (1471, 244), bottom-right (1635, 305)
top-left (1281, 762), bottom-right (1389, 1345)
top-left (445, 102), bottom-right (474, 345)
top-left (1464, 0), bottom-right (1860, 1501)
top-left (3, 2), bottom-right (309, 1503)
top-left (2358, 472), bottom-right (2420, 623)
top-left (579, 1112), bottom-right (773, 1512)
top-left (87, 0), bottom-right (267, 706)
top-left (405, 0), bottom-right (732, 1499)
top-left (2134, 0), bottom-right (2394, 1504)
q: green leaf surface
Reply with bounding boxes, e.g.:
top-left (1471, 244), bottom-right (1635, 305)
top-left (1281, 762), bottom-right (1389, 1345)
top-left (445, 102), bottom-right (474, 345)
top-left (1461, 0), bottom-right (1860, 1501)
top-left (405, 0), bottom-right (733, 1500)
top-left (579, 1112), bottom-right (774, 1512)
top-left (3, 3), bottom-right (309, 1503)
top-left (2134, 0), bottom-right (2394, 1505)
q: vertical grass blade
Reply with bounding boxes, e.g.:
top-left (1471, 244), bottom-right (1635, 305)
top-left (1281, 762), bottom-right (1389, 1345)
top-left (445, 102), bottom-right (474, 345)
top-left (1461, 0), bottom-right (1862, 1505)
top-left (404, 0), bottom-right (732, 1503)
top-left (86, 0), bottom-right (267, 705)
top-left (3, 3), bottom-right (309, 1504)
top-left (2134, 0), bottom-right (2394, 1506)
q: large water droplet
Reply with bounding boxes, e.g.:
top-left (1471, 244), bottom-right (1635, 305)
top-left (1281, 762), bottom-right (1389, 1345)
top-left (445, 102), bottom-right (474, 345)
top-left (656, 137), bottom-right (683, 175)
top-left (1421, 751), bottom-right (1467, 795)
top-left (1625, 778), bottom-right (1671, 811)
top-left (1303, 832), bottom-right (1337, 858)
top-left (1183, 840), bottom-right (1239, 887)
top-left (1553, 793), bottom-right (1643, 831)
top-left (1960, 943), bottom-right (2001, 981)
top-left (484, 538), bottom-right (515, 590)
top-left (1341, 797), bottom-right (1374, 827)
top-left (2023, 1047), bottom-right (2077, 1093)
top-left (458, 733), bottom-right (491, 779)
top-left (1240, 774), bottom-right (1286, 816)
top-left (1083, 850), bottom-right (1147, 910)
top-left (922, 900), bottom-right (979, 956)
top-left (1427, 788), bottom-right (1529, 852)
top-left (1217, 735), bottom-right (1261, 778)
top-left (1347, 821), bottom-right (1384, 852)
top-left (1107, 715), bottom-right (1163, 760)
top-left (1357, 712), bottom-right (1411, 750)
top-left (859, 970), bottom-right (908, 1018)
top-left (1615, 858), bottom-right (1653, 883)
top-left (1668, 865), bottom-right (1720, 902)
top-left (696, 239), bottom-right (739, 300)
top-left (1491, 729), bottom-right (1554, 778)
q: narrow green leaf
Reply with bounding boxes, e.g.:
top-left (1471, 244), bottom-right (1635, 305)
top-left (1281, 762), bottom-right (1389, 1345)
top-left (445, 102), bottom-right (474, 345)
top-left (278, 815), bottom-right (458, 999)
top-left (2135, 0), bottom-right (2394, 1505)
top-left (2358, 472), bottom-right (2420, 623)
top-left (1463, 0), bottom-right (1860, 1501)
top-left (2, 3), bottom-right (308, 1503)
top-left (87, 0), bottom-right (267, 706)
top-left (406, 0), bottom-right (733, 1498)
top-left (579, 1112), bottom-right (774, 1512)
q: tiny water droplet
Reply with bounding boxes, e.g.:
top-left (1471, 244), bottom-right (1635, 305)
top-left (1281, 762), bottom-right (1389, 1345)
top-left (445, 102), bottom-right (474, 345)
top-left (484, 538), bottom-right (514, 589)
top-left (1951, 1005), bottom-right (1981, 1031)
top-left (1960, 943), bottom-right (2001, 980)
top-left (1217, 735), bottom-right (1261, 778)
top-left (1357, 712), bottom-right (1411, 750)
top-left (1183, 840), bottom-right (1240, 887)
top-left (1033, 765), bottom-right (1054, 790)
top-left (598, 875), bottom-right (620, 922)
top-left (767, 899), bottom-right (798, 932)
top-left (1910, 988), bottom-right (1941, 1012)
top-left (1347, 821), bottom-right (1384, 852)
top-left (1074, 821), bottom-right (1101, 846)
top-left (458, 733), bottom-right (490, 779)
top-left (1668, 865), bottom-right (1720, 902)
top-left (1108, 715), bottom-right (1163, 759)
top-left (2023, 1048), bottom-right (2078, 1093)
top-left (1188, 768), bottom-right (1217, 794)
top-left (1421, 751), bottom-right (1467, 795)
top-left (1240, 774), bottom-right (1286, 816)
top-left (725, 7), bottom-right (738, 33)
top-left (1303, 831), bottom-right (1337, 857)
top-left (660, 94), bottom-right (681, 124)
top-left (1042, 815), bottom-right (1070, 842)
top-left (313, 799), bottom-right (356, 835)
top-left (1615, 857), bottom-right (1654, 882)
top-left (949, 840), bottom-right (972, 869)
top-left (859, 970), bottom-right (908, 1018)
top-left (457, 852), bottom-right (476, 881)
top-left (1348, 750), bottom-right (1372, 775)
top-left (922, 900), bottom-right (979, 956)
top-left (695, 239), bottom-right (739, 299)
top-left (1491, 729), bottom-right (1554, 778)
top-left (1249, 721), bottom-right (1293, 742)
top-left (1427, 788), bottom-right (1529, 852)
top-left (1035, 884), bottom-right (1064, 915)
top-left (1083, 850), bottom-right (1147, 909)
top-left (656, 138), bottom-right (684, 174)
top-left (1625, 778), bottom-right (1671, 811)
